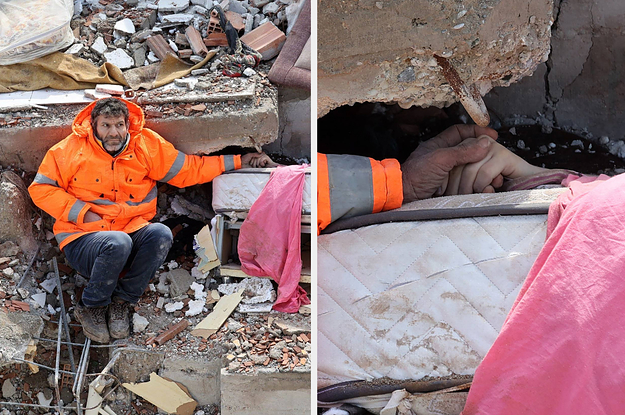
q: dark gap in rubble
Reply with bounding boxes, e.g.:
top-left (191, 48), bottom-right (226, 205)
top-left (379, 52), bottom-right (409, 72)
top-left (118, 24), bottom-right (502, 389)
top-left (318, 102), bottom-right (625, 175)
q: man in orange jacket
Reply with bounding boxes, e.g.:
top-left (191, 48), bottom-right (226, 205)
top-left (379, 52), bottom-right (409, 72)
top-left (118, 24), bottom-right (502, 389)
top-left (29, 98), bottom-right (272, 343)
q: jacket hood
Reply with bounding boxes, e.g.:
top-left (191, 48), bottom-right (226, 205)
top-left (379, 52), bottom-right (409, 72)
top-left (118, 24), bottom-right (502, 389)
top-left (71, 97), bottom-right (145, 140)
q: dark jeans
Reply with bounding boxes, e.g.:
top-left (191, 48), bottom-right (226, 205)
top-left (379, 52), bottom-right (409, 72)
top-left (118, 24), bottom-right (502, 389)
top-left (64, 223), bottom-right (173, 307)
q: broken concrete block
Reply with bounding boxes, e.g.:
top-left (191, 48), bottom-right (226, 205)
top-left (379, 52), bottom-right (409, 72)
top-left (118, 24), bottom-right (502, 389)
top-left (95, 84), bottom-right (125, 95)
top-left (65, 43), bottom-right (85, 55)
top-left (114, 18), bottom-right (136, 35)
top-left (156, 297), bottom-right (166, 309)
top-left (240, 21), bottom-right (286, 60)
top-left (31, 292), bottom-right (47, 308)
top-left (2, 379), bottom-right (16, 398)
top-left (251, 0), bottom-right (270, 8)
top-left (158, 0), bottom-right (190, 13)
top-left (133, 313), bottom-right (149, 332)
top-left (40, 278), bottom-right (56, 294)
top-left (85, 89), bottom-right (112, 100)
top-left (112, 348), bottom-right (165, 384)
top-left (104, 48), bottom-right (134, 69)
top-left (0, 310), bottom-right (43, 367)
top-left (0, 241), bottom-right (19, 257)
top-left (191, 68), bottom-right (209, 76)
top-left (262, 2), bottom-right (279, 14)
top-left (122, 373), bottom-right (197, 415)
top-left (0, 173), bottom-right (37, 255)
top-left (165, 268), bottom-right (194, 298)
top-left (163, 14), bottom-right (195, 24)
top-left (91, 37), bottom-right (108, 55)
top-left (243, 67), bottom-right (256, 77)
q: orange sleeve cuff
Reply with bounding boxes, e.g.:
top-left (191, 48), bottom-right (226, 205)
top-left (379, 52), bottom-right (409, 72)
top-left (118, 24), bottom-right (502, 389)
top-left (234, 154), bottom-right (242, 170)
top-left (370, 158), bottom-right (403, 213)
top-left (317, 153), bottom-right (331, 234)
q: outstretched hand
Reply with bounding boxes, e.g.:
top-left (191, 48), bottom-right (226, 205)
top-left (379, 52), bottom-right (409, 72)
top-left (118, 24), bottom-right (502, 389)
top-left (444, 137), bottom-right (549, 195)
top-left (241, 152), bottom-right (278, 168)
top-left (401, 124), bottom-right (498, 203)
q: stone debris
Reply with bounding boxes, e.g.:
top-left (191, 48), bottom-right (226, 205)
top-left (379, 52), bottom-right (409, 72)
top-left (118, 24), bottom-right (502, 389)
top-left (218, 277), bottom-right (276, 305)
top-left (2, 379), bottom-right (16, 398)
top-left (133, 313), bottom-right (150, 332)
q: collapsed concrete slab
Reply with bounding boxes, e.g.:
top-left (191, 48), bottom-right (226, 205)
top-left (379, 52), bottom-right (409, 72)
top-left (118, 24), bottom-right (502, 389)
top-left (220, 368), bottom-right (311, 415)
top-left (317, 0), bottom-right (554, 117)
top-left (160, 355), bottom-right (223, 406)
top-left (0, 171), bottom-right (37, 255)
top-left (0, 96), bottom-right (278, 172)
top-left (0, 309), bottom-right (44, 367)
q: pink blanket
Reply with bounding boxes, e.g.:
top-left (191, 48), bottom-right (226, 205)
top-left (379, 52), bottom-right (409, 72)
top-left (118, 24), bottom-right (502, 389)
top-left (463, 173), bottom-right (625, 414)
top-left (238, 165), bottom-right (310, 313)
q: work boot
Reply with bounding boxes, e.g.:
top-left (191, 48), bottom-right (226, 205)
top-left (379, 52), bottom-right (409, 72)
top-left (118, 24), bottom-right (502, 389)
top-left (74, 302), bottom-right (110, 344)
top-left (108, 297), bottom-right (131, 339)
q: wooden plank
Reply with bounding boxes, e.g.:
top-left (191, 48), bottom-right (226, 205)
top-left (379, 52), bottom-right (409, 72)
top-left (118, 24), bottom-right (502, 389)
top-left (122, 373), bottom-right (197, 415)
top-left (194, 225), bottom-right (220, 273)
top-left (191, 290), bottom-right (244, 338)
top-left (220, 263), bottom-right (311, 284)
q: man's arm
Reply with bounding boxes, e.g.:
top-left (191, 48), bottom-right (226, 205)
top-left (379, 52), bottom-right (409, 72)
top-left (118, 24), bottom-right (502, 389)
top-left (317, 153), bottom-right (403, 233)
top-left (28, 151), bottom-right (92, 225)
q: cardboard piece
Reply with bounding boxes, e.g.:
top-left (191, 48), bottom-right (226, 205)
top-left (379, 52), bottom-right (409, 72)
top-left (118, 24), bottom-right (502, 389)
top-left (122, 373), bottom-right (197, 415)
top-left (194, 225), bottom-right (220, 273)
top-left (191, 290), bottom-right (244, 338)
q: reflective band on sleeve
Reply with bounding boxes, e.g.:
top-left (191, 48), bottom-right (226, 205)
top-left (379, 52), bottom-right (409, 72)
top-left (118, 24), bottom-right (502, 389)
top-left (126, 186), bottom-right (157, 206)
top-left (326, 154), bottom-right (374, 221)
top-left (34, 173), bottom-right (59, 187)
top-left (89, 199), bottom-right (116, 205)
top-left (223, 155), bottom-right (235, 171)
top-left (160, 151), bottom-right (186, 183)
top-left (68, 200), bottom-right (86, 223)
top-left (55, 232), bottom-right (81, 245)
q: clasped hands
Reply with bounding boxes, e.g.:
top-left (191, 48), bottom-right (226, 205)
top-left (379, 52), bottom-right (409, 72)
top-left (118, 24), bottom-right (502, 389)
top-left (401, 124), bottom-right (548, 203)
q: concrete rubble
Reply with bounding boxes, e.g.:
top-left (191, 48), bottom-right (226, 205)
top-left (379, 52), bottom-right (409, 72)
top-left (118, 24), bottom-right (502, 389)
top-left (317, 0), bottom-right (555, 117)
top-left (0, 166), bottom-right (311, 414)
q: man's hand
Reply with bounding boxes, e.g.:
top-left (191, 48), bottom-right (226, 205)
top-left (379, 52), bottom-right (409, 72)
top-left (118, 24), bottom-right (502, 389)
top-left (445, 137), bottom-right (549, 195)
top-left (83, 211), bottom-right (102, 223)
top-left (401, 125), bottom-right (498, 203)
top-left (241, 152), bottom-right (278, 168)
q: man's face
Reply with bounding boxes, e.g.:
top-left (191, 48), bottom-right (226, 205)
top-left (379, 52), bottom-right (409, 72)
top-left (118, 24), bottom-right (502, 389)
top-left (93, 114), bottom-right (128, 154)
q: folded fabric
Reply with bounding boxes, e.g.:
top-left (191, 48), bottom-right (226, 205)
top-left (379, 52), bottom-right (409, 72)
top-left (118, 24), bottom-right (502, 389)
top-left (238, 164), bottom-right (311, 313)
top-left (463, 173), bottom-right (625, 415)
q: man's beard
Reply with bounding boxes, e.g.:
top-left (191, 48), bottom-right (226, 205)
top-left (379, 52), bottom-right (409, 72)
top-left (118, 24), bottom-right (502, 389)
top-left (95, 132), bottom-right (126, 155)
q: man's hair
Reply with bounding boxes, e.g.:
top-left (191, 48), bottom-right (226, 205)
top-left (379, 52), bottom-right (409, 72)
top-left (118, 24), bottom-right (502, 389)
top-left (90, 98), bottom-right (129, 124)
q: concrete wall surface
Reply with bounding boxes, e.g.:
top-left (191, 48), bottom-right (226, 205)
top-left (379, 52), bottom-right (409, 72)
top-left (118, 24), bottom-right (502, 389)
top-left (318, 0), bottom-right (554, 117)
top-left (220, 368), bottom-right (311, 415)
top-left (485, 0), bottom-right (625, 144)
top-left (265, 87), bottom-right (311, 161)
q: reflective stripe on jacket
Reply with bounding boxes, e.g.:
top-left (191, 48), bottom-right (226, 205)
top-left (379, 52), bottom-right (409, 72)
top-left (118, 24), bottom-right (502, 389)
top-left (28, 98), bottom-right (241, 249)
top-left (317, 153), bottom-right (403, 233)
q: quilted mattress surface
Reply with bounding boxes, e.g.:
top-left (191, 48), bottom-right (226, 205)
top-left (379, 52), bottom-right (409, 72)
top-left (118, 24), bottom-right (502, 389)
top-left (318, 189), bottom-right (563, 389)
top-left (212, 167), bottom-right (311, 215)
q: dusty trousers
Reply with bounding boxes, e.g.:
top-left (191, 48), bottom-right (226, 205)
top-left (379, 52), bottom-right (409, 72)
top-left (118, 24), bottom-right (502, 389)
top-left (64, 223), bottom-right (173, 307)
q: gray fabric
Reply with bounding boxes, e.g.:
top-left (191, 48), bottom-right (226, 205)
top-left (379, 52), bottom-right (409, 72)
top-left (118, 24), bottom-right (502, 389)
top-left (55, 231), bottom-right (81, 245)
top-left (223, 155), bottom-right (236, 171)
top-left (126, 186), bottom-right (157, 206)
top-left (34, 173), bottom-right (58, 187)
top-left (327, 154), bottom-right (374, 222)
top-left (160, 151), bottom-right (186, 183)
top-left (68, 199), bottom-right (86, 223)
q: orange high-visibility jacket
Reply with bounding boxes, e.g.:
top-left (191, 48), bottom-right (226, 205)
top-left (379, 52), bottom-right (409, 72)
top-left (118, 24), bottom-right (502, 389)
top-left (317, 153), bottom-right (403, 233)
top-left (28, 99), bottom-right (241, 250)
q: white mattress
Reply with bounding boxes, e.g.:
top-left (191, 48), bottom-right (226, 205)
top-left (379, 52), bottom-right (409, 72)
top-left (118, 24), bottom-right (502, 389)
top-left (212, 168), bottom-right (311, 218)
top-left (318, 189), bottom-right (562, 390)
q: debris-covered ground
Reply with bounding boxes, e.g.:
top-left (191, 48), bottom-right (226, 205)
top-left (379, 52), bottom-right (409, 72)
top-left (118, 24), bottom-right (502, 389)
top-left (0, 172), bottom-right (311, 414)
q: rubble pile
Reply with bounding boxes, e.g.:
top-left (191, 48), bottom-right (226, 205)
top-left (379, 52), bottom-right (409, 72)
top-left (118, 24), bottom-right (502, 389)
top-left (69, 0), bottom-right (300, 70)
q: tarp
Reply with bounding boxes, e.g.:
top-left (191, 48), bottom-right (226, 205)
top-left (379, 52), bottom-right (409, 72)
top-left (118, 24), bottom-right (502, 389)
top-left (238, 164), bottom-right (311, 313)
top-left (463, 173), bottom-right (625, 415)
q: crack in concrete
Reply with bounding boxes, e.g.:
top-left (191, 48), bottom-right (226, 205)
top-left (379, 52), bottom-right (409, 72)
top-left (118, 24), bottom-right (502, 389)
top-left (544, 0), bottom-right (563, 125)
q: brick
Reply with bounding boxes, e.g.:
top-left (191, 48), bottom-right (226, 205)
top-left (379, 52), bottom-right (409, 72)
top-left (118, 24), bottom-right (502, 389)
top-left (204, 32), bottom-right (228, 47)
top-left (207, 14), bottom-right (223, 34)
top-left (240, 22), bottom-right (286, 60)
top-left (178, 49), bottom-right (193, 59)
top-left (153, 319), bottom-right (189, 345)
top-left (225, 11), bottom-right (245, 31)
top-left (190, 103), bottom-right (206, 111)
top-left (146, 35), bottom-right (175, 60)
top-left (185, 26), bottom-right (208, 56)
top-left (145, 110), bottom-right (163, 118)
top-left (175, 32), bottom-right (190, 46)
